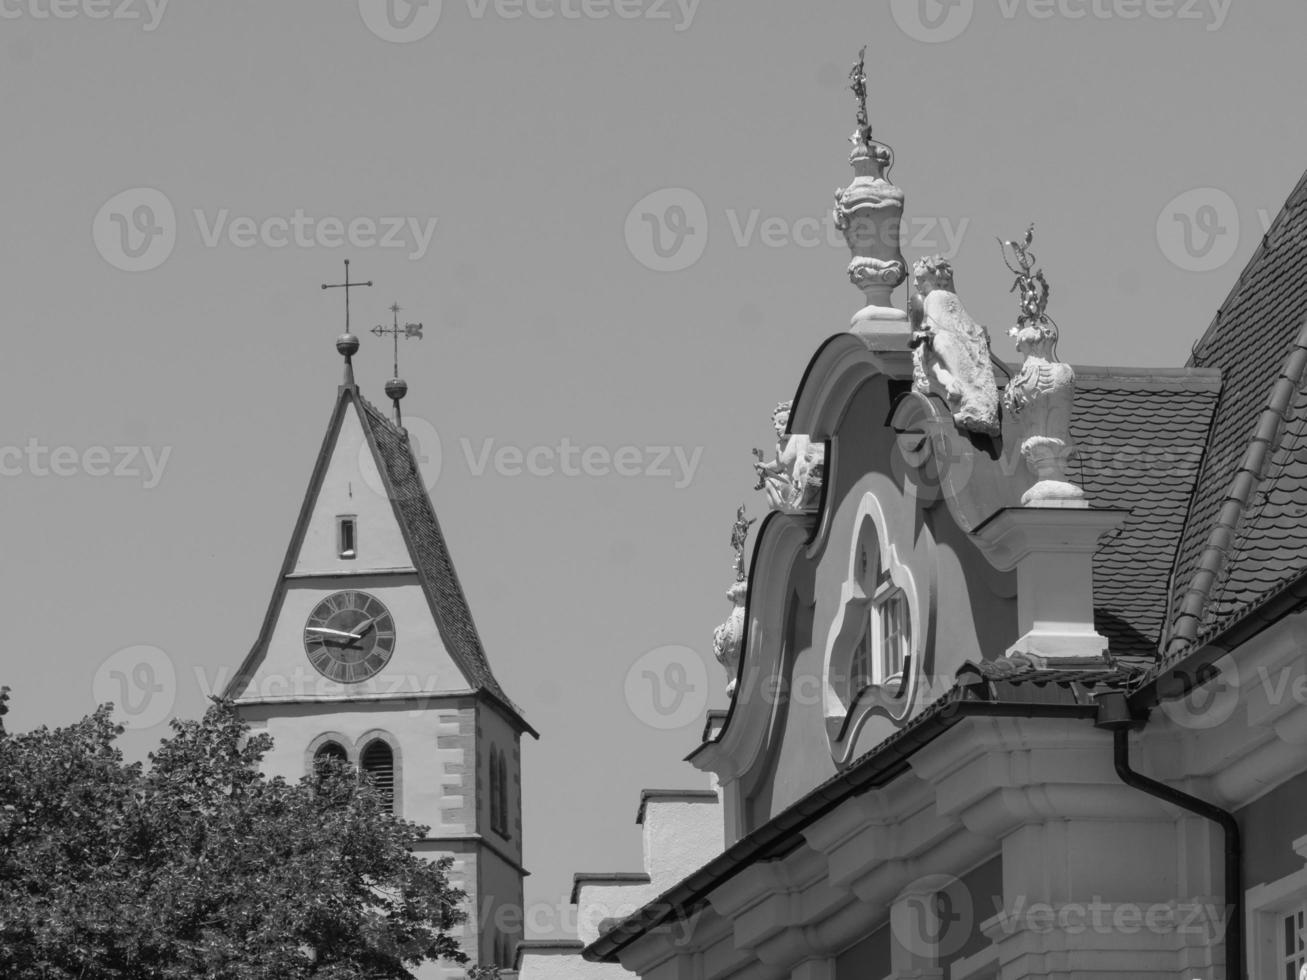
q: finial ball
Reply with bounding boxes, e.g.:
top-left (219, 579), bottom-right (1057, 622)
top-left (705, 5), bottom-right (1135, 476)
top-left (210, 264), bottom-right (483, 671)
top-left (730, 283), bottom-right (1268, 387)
top-left (337, 333), bottom-right (360, 357)
top-left (385, 377), bottom-right (409, 402)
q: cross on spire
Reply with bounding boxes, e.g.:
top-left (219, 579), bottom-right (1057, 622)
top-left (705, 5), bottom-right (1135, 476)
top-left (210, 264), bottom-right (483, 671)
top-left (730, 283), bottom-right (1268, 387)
top-left (372, 302), bottom-right (424, 426)
top-left (321, 259), bottom-right (373, 335)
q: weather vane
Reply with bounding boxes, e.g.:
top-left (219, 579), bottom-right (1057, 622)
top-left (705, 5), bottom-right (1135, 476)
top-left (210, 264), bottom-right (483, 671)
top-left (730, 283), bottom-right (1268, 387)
top-left (321, 259), bottom-right (373, 335)
top-left (372, 302), bottom-right (423, 426)
top-left (372, 302), bottom-right (424, 378)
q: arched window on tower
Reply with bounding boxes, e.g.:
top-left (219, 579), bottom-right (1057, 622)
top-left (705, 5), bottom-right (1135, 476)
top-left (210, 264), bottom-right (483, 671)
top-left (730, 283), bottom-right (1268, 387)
top-left (312, 740), bottom-right (349, 778)
top-left (360, 739), bottom-right (395, 814)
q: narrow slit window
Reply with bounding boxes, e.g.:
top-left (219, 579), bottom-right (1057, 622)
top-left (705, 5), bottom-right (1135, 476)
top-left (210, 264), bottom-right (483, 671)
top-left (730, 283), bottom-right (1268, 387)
top-left (489, 748), bottom-right (501, 833)
top-left (338, 516), bottom-right (357, 559)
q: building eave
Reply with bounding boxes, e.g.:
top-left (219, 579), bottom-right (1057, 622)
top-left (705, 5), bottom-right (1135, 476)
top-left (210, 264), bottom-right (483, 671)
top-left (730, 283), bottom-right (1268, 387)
top-left (585, 684), bottom-right (1101, 964)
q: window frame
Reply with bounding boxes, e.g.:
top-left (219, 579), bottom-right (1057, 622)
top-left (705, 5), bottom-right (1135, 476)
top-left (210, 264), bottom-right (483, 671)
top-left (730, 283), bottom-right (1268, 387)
top-left (1246, 834), bottom-right (1307, 979)
top-left (337, 515), bottom-right (357, 560)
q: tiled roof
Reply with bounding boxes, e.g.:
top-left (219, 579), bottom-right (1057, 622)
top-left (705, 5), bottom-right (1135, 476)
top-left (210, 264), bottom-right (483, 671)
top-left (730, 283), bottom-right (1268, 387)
top-left (1169, 168), bottom-right (1307, 644)
top-left (1068, 369), bottom-right (1222, 658)
top-left (957, 653), bottom-right (1142, 702)
top-left (356, 393), bottom-right (523, 717)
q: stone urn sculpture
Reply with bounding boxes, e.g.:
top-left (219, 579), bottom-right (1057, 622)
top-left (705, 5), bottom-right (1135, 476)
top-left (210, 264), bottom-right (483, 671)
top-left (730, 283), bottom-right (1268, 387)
top-left (833, 47), bottom-right (908, 326)
top-left (999, 226), bottom-right (1086, 506)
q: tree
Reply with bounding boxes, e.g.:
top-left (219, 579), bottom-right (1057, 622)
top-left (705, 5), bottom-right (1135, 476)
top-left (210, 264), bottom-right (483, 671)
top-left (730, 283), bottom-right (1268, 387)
top-left (0, 695), bottom-right (469, 979)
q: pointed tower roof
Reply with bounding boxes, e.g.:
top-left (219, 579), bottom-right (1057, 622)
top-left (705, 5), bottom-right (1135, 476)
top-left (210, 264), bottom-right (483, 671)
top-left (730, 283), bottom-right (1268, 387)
top-left (225, 344), bottom-right (534, 737)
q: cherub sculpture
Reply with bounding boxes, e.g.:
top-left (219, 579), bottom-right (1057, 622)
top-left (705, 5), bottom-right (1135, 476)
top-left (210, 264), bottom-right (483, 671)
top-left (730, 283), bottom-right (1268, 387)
top-left (712, 506), bottom-right (755, 696)
top-left (909, 256), bottom-right (1001, 437)
top-left (999, 225), bottom-right (1084, 505)
top-left (752, 401), bottom-right (825, 514)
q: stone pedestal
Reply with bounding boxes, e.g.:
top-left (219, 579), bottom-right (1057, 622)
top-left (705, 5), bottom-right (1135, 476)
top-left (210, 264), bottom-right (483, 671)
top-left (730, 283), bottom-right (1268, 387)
top-left (973, 508), bottom-right (1128, 660)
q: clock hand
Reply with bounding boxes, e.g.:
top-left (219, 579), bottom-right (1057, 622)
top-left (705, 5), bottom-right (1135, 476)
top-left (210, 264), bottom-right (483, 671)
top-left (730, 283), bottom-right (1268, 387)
top-left (352, 617), bottom-right (377, 638)
top-left (305, 627), bottom-right (361, 640)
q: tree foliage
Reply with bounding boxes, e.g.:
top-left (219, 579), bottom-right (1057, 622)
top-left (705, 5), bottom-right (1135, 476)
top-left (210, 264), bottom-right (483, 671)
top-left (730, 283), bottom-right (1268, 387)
top-left (0, 695), bottom-right (469, 979)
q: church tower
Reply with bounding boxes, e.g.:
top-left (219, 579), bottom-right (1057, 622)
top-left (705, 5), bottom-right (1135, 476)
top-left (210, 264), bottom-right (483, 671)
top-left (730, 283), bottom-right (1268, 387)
top-left (225, 286), bottom-right (535, 978)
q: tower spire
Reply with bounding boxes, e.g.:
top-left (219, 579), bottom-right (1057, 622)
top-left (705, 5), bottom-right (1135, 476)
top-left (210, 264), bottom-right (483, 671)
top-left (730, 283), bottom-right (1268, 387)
top-left (322, 259), bottom-right (373, 387)
top-left (371, 302), bottom-right (423, 427)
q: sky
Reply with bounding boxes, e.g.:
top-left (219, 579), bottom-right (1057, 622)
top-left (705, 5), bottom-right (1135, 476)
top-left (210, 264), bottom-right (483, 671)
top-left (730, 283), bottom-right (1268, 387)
top-left (3, 0), bottom-right (1306, 940)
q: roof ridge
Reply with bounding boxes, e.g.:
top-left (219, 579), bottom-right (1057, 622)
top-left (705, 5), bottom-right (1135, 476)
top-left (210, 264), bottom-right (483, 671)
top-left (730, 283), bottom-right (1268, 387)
top-left (351, 390), bottom-right (535, 734)
top-left (1205, 381), bottom-right (1307, 630)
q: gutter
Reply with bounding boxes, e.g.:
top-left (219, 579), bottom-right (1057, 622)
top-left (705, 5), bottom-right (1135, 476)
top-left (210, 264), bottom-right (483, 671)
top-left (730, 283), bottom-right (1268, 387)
top-left (1134, 564), bottom-right (1307, 711)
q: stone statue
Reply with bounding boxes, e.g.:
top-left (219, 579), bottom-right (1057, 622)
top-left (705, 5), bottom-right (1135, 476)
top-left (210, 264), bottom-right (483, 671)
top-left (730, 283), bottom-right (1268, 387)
top-left (712, 506), bottom-right (754, 696)
top-left (999, 226), bottom-right (1085, 506)
top-left (753, 401), bottom-right (825, 514)
top-left (909, 256), bottom-right (1001, 437)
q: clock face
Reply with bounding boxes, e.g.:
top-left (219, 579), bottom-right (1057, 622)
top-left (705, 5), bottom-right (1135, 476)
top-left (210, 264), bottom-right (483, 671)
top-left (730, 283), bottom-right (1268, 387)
top-left (303, 590), bottom-right (396, 683)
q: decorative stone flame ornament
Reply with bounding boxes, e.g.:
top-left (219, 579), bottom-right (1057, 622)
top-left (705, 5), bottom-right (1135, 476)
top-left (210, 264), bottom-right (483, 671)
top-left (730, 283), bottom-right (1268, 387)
top-left (712, 506), bottom-right (754, 696)
top-left (752, 400), bottom-right (825, 514)
top-left (999, 225), bottom-right (1085, 507)
top-left (833, 47), bottom-right (908, 325)
top-left (908, 256), bottom-right (1001, 437)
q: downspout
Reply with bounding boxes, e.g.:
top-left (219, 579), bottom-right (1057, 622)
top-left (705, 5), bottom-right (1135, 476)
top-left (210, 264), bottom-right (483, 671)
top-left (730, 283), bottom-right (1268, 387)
top-left (1095, 691), bottom-right (1242, 980)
